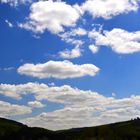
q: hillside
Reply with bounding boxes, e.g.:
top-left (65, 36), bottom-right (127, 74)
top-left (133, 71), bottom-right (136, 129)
top-left (0, 117), bottom-right (140, 140)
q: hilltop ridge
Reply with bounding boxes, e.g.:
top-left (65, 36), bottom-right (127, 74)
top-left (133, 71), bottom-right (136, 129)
top-left (0, 117), bottom-right (140, 140)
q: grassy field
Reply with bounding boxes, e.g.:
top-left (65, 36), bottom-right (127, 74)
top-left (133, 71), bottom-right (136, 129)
top-left (0, 117), bottom-right (140, 140)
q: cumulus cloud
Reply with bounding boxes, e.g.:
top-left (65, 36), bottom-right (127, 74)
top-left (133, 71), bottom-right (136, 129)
top-left (1, 0), bottom-right (140, 132)
top-left (21, 107), bottom-right (102, 130)
top-left (0, 100), bottom-right (32, 118)
top-left (60, 28), bottom-right (87, 38)
top-left (28, 101), bottom-right (45, 108)
top-left (17, 0), bottom-right (140, 37)
top-left (89, 28), bottom-right (140, 54)
top-left (82, 0), bottom-right (139, 19)
top-left (0, 0), bottom-right (32, 6)
top-left (19, 0), bottom-right (81, 34)
top-left (0, 83), bottom-right (23, 99)
top-left (58, 28), bottom-right (86, 48)
top-left (71, 28), bottom-right (87, 36)
top-left (89, 44), bottom-right (99, 54)
top-left (59, 47), bottom-right (82, 59)
top-left (17, 60), bottom-right (100, 79)
top-left (59, 35), bottom-right (84, 47)
top-left (58, 28), bottom-right (86, 56)
top-left (0, 82), bottom-right (101, 103)
top-left (21, 106), bottom-right (140, 130)
top-left (0, 82), bottom-right (140, 130)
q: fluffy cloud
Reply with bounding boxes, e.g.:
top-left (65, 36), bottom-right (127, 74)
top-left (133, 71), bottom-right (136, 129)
top-left (0, 82), bottom-right (140, 130)
top-left (17, 0), bottom-right (140, 37)
top-left (60, 28), bottom-right (87, 38)
top-left (58, 28), bottom-right (86, 57)
top-left (59, 28), bottom-right (85, 47)
top-left (59, 47), bottom-right (82, 59)
top-left (59, 35), bottom-right (84, 47)
top-left (82, 0), bottom-right (139, 19)
top-left (89, 44), bottom-right (99, 54)
top-left (0, 82), bottom-right (102, 103)
top-left (89, 28), bottom-right (140, 54)
top-left (59, 33), bottom-right (84, 47)
top-left (0, 0), bottom-right (32, 6)
top-left (21, 107), bottom-right (103, 130)
top-left (28, 101), bottom-right (45, 108)
top-left (0, 100), bottom-right (32, 118)
top-left (71, 28), bottom-right (87, 36)
top-left (21, 106), bottom-right (140, 130)
top-left (17, 60), bottom-right (99, 79)
top-left (19, 0), bottom-right (81, 34)
top-left (0, 83), bottom-right (23, 99)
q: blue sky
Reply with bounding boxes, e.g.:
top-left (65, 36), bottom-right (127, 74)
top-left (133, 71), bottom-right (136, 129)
top-left (1, 0), bottom-right (140, 130)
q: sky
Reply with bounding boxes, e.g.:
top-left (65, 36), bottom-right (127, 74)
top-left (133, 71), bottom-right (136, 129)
top-left (1, 0), bottom-right (140, 130)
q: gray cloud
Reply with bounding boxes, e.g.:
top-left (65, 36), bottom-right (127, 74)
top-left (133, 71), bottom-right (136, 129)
top-left (0, 100), bottom-right (32, 118)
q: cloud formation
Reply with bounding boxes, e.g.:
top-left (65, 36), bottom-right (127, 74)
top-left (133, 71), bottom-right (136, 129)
top-left (1, 0), bottom-right (140, 131)
top-left (59, 47), bottom-right (82, 59)
top-left (19, 0), bottom-right (140, 34)
top-left (28, 101), bottom-right (45, 108)
top-left (82, 0), bottom-right (139, 19)
top-left (0, 82), bottom-right (140, 130)
top-left (21, 106), bottom-right (140, 130)
top-left (89, 44), bottom-right (99, 54)
top-left (19, 0), bottom-right (81, 34)
top-left (17, 60), bottom-right (99, 79)
top-left (0, 100), bottom-right (32, 118)
top-left (89, 28), bottom-right (140, 54)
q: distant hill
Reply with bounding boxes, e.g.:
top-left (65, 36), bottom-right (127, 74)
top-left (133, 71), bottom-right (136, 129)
top-left (0, 117), bottom-right (140, 140)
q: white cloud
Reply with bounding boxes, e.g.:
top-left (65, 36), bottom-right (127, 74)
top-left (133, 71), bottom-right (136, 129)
top-left (0, 0), bottom-right (32, 6)
top-left (0, 83), bottom-right (23, 99)
top-left (60, 28), bottom-right (87, 37)
top-left (82, 0), bottom-right (139, 19)
top-left (21, 107), bottom-right (102, 130)
top-left (58, 27), bottom-right (86, 50)
top-left (1, 0), bottom-right (140, 132)
top-left (89, 44), bottom-right (99, 54)
top-left (89, 28), bottom-right (140, 54)
top-left (28, 101), bottom-right (45, 108)
top-left (59, 47), bottom-right (82, 59)
top-left (0, 100), bottom-right (32, 118)
top-left (5, 20), bottom-right (13, 28)
top-left (1, 82), bottom-right (140, 130)
top-left (17, 60), bottom-right (99, 79)
top-left (0, 82), bottom-right (101, 102)
top-left (71, 28), bottom-right (87, 36)
top-left (19, 0), bottom-right (81, 34)
top-left (17, 0), bottom-right (140, 37)
top-left (21, 106), bottom-right (140, 130)
top-left (59, 32), bottom-right (84, 47)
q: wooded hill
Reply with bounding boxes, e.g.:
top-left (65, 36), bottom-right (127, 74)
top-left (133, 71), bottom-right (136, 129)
top-left (0, 117), bottom-right (140, 140)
